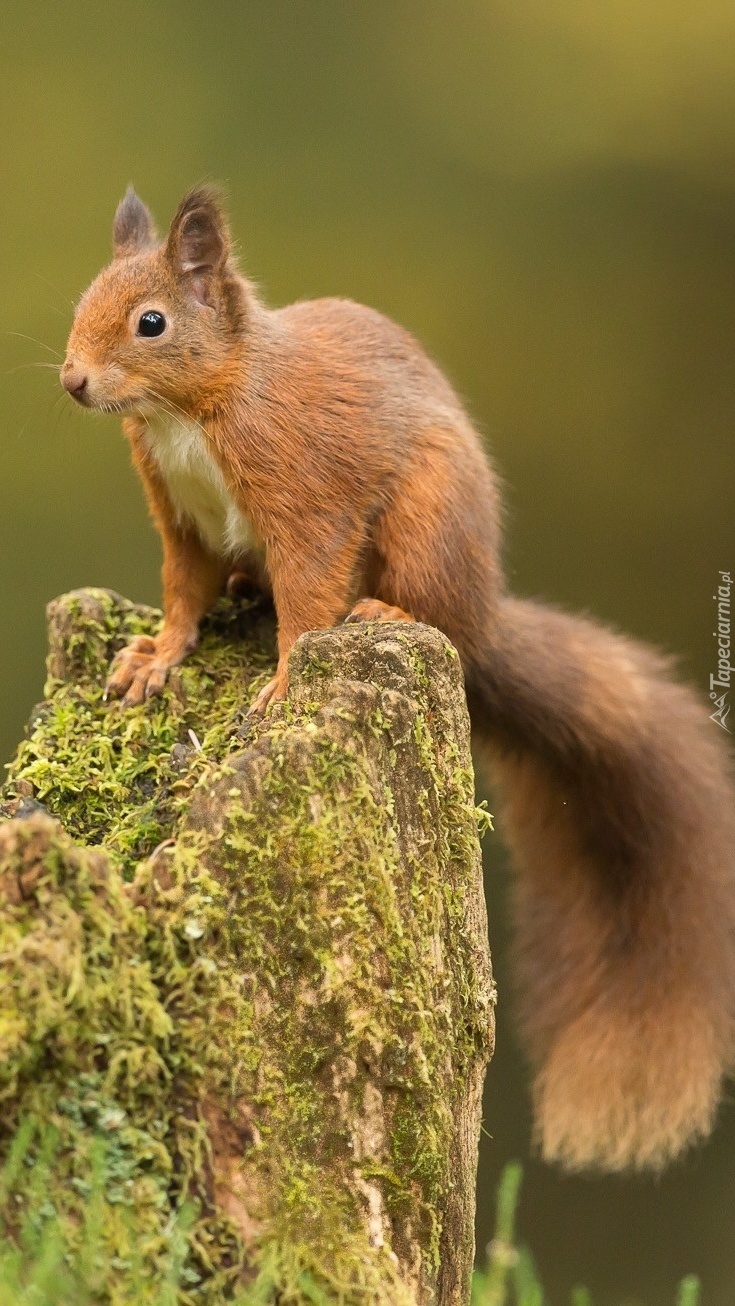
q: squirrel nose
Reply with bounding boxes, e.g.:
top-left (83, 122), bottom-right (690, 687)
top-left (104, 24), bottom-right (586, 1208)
top-left (61, 363), bottom-right (89, 401)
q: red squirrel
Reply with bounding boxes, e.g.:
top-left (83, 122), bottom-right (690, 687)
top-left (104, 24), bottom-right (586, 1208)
top-left (61, 187), bottom-right (735, 1174)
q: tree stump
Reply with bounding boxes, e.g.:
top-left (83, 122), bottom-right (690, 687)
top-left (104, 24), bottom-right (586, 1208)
top-left (0, 589), bottom-right (495, 1305)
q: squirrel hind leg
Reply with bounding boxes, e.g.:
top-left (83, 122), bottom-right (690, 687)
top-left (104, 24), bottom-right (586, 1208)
top-left (226, 569), bottom-right (260, 601)
top-left (226, 551), bottom-right (272, 603)
top-left (344, 598), bottom-right (415, 624)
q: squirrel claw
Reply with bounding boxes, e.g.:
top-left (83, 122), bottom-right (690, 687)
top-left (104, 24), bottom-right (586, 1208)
top-left (248, 669), bottom-right (289, 717)
top-left (105, 640), bottom-right (171, 708)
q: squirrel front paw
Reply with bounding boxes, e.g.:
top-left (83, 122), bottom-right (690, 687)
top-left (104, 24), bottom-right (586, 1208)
top-left (104, 636), bottom-right (172, 708)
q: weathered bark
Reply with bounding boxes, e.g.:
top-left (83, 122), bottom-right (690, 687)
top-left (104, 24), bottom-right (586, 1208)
top-left (0, 589), bottom-right (495, 1305)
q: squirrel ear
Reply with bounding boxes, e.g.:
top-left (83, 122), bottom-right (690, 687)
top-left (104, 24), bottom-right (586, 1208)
top-left (113, 187), bottom-right (157, 258)
top-left (165, 187), bottom-right (230, 306)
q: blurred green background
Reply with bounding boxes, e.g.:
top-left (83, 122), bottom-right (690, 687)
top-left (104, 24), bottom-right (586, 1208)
top-left (2, 2), bottom-right (734, 1302)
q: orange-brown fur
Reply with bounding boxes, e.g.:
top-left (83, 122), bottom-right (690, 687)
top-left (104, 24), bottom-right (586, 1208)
top-left (62, 187), bottom-right (735, 1172)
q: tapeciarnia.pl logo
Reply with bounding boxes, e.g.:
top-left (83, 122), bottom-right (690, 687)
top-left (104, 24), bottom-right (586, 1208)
top-left (710, 570), bottom-right (732, 732)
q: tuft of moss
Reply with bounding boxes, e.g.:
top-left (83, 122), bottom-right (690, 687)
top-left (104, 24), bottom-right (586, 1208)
top-left (0, 591), bottom-right (494, 1304)
top-left (3, 589), bottom-right (276, 870)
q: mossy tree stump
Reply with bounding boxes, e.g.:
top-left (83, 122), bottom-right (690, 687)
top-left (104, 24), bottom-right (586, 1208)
top-left (0, 589), bottom-right (495, 1305)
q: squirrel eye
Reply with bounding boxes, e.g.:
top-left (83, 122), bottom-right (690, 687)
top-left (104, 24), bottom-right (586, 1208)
top-left (137, 310), bottom-right (167, 338)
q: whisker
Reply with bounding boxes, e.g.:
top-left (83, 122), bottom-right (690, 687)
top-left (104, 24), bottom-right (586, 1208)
top-left (146, 388), bottom-right (208, 438)
top-left (5, 332), bottom-right (63, 360)
top-left (50, 394), bottom-right (76, 438)
top-left (2, 362), bottom-right (61, 376)
top-left (33, 273), bottom-right (76, 313)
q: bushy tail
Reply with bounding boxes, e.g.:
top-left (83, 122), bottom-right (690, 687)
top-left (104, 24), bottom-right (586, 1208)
top-left (467, 595), bottom-right (735, 1173)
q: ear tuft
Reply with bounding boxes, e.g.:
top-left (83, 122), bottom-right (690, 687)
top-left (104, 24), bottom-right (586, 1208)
top-left (165, 187), bottom-right (231, 303)
top-left (113, 187), bottom-right (157, 258)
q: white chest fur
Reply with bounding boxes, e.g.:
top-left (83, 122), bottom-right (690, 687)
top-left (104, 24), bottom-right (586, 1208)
top-left (143, 415), bottom-right (255, 558)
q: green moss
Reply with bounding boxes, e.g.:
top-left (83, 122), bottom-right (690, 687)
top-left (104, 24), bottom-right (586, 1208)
top-left (0, 821), bottom-right (242, 1302)
top-left (3, 594), bottom-right (275, 872)
top-left (181, 698), bottom-right (490, 1283)
top-left (0, 592), bottom-right (493, 1303)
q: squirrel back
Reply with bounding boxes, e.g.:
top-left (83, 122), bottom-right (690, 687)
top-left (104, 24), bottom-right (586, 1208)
top-left (61, 187), bottom-right (735, 1172)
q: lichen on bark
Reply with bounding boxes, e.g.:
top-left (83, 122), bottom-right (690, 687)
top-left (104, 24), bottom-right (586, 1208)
top-left (0, 589), bottom-right (495, 1304)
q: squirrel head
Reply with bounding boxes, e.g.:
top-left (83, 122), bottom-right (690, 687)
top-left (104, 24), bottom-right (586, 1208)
top-left (61, 187), bottom-right (250, 415)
